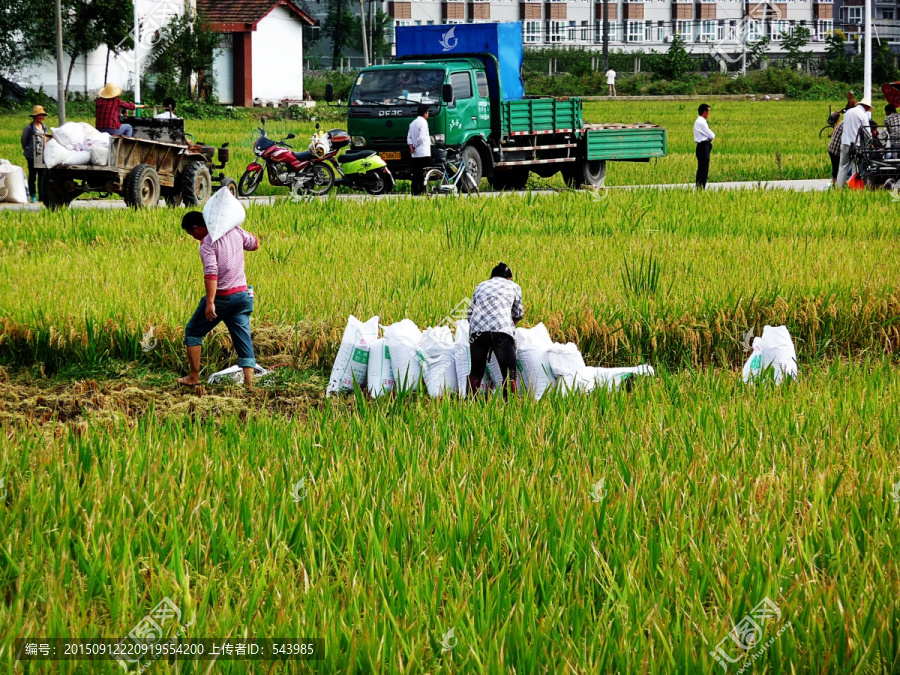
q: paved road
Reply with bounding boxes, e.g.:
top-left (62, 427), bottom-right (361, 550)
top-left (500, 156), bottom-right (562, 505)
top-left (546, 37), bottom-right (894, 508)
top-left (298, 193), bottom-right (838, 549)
top-left (0, 179), bottom-right (832, 212)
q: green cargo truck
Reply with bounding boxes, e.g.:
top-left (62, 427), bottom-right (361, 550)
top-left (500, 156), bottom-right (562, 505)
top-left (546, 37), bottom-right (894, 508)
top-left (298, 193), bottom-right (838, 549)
top-left (325, 22), bottom-right (666, 190)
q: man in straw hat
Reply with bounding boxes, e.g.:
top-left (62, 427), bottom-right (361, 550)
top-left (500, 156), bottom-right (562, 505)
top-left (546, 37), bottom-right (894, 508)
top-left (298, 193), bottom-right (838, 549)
top-left (20, 105), bottom-right (48, 202)
top-left (836, 96), bottom-right (873, 188)
top-left (95, 83), bottom-right (136, 137)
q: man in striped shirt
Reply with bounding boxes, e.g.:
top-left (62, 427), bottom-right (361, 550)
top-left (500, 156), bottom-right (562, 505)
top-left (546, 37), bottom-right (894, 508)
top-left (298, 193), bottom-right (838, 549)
top-left (178, 211), bottom-right (260, 386)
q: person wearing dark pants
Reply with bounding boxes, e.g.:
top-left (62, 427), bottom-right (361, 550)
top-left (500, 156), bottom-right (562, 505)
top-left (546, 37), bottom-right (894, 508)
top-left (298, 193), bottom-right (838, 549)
top-left (693, 103), bottom-right (715, 189)
top-left (466, 262), bottom-right (524, 401)
top-left (407, 104), bottom-right (431, 195)
top-left (178, 211), bottom-right (260, 387)
top-left (20, 105), bottom-right (48, 202)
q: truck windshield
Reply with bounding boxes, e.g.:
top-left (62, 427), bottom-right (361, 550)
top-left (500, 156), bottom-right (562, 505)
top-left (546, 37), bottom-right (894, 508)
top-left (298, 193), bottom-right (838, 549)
top-left (350, 69), bottom-right (444, 106)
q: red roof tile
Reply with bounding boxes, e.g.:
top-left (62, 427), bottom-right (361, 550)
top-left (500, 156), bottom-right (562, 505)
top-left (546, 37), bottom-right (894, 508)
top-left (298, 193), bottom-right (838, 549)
top-left (197, 0), bottom-right (316, 30)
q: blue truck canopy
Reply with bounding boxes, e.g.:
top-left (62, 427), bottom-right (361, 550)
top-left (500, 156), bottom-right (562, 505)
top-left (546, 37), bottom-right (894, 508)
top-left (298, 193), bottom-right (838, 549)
top-left (395, 22), bottom-right (525, 102)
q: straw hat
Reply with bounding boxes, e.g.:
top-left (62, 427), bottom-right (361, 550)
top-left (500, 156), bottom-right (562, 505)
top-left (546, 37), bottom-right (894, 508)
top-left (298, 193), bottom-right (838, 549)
top-left (859, 97), bottom-right (873, 109)
top-left (99, 83), bottom-right (123, 99)
top-left (30, 105), bottom-right (47, 117)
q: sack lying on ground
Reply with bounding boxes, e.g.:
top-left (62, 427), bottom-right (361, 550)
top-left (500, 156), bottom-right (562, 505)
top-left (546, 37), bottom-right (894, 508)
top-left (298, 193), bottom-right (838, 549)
top-left (0, 160), bottom-right (29, 204)
top-left (367, 337), bottom-right (395, 398)
top-left (50, 122), bottom-right (85, 151)
top-left (207, 364), bottom-right (269, 384)
top-left (743, 325), bottom-right (798, 384)
top-left (43, 138), bottom-right (72, 168)
top-left (384, 319), bottom-right (423, 393)
top-left (203, 186), bottom-right (246, 242)
top-left (547, 342), bottom-right (587, 379)
top-left (516, 323), bottom-right (556, 400)
top-left (419, 326), bottom-right (458, 398)
top-left (326, 315), bottom-right (379, 396)
top-left (555, 365), bottom-right (655, 396)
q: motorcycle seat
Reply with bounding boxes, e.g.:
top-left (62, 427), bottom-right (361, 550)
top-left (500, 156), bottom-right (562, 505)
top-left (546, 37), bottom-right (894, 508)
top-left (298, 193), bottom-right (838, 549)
top-left (293, 150), bottom-right (314, 162)
top-left (337, 150), bottom-right (376, 165)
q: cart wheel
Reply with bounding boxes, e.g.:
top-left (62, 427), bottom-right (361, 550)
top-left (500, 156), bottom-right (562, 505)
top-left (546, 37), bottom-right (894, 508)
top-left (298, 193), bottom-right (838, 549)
top-left (124, 164), bottom-right (161, 208)
top-left (218, 177), bottom-right (239, 196)
top-left (40, 172), bottom-right (76, 210)
top-left (180, 161), bottom-right (212, 205)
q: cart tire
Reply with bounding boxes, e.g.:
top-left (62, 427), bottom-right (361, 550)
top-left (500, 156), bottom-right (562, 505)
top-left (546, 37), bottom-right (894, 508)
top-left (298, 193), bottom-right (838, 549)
top-left (219, 177), bottom-right (239, 196)
top-left (124, 164), bottom-right (161, 208)
top-left (488, 169), bottom-right (529, 191)
top-left (40, 172), bottom-right (75, 210)
top-left (563, 159), bottom-right (607, 189)
top-left (181, 161), bottom-right (212, 205)
top-left (238, 169), bottom-right (263, 197)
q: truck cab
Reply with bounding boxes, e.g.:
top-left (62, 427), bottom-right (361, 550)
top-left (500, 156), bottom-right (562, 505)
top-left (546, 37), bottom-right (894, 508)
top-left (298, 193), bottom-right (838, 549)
top-left (346, 59), bottom-right (493, 180)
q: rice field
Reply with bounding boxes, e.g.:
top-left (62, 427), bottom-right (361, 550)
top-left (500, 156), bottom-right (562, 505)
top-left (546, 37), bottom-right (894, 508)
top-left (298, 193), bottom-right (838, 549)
top-left (1, 103), bottom-right (899, 673)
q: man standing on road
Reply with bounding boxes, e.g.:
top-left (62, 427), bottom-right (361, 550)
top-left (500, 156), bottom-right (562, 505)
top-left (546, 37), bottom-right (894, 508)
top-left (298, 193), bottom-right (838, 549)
top-left (606, 68), bottom-right (617, 97)
top-left (694, 103), bottom-right (715, 189)
top-left (407, 104), bottom-right (431, 195)
top-left (836, 97), bottom-right (873, 188)
top-left (177, 211), bottom-right (260, 387)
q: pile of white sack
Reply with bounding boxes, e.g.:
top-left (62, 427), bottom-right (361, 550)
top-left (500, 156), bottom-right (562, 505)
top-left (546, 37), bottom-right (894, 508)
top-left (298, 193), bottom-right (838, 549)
top-left (0, 159), bottom-right (29, 204)
top-left (326, 316), bottom-right (655, 399)
top-left (43, 122), bottom-right (112, 169)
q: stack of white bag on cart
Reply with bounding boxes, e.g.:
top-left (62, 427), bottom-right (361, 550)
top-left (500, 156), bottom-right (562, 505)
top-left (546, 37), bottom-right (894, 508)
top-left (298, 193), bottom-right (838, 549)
top-left (326, 315), bottom-right (655, 399)
top-left (42, 122), bottom-right (112, 169)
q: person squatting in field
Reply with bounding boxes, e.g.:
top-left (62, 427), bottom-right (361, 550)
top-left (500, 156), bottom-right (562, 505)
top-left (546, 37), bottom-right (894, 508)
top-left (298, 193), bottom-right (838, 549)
top-left (177, 211), bottom-right (260, 387)
top-left (466, 262), bottom-right (524, 401)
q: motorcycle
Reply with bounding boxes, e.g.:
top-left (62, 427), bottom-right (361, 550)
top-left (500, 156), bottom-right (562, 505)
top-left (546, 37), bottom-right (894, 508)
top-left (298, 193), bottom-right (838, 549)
top-left (311, 124), bottom-right (395, 195)
top-left (238, 118), bottom-right (335, 198)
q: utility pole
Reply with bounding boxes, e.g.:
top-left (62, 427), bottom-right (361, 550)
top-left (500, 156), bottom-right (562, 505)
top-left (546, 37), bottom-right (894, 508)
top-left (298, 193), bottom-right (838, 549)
top-left (369, 0), bottom-right (375, 63)
top-left (360, 0), bottom-right (369, 66)
top-left (864, 0), bottom-right (872, 100)
top-left (55, 0), bottom-right (66, 125)
top-left (602, 0), bottom-right (609, 71)
top-left (134, 4), bottom-right (142, 116)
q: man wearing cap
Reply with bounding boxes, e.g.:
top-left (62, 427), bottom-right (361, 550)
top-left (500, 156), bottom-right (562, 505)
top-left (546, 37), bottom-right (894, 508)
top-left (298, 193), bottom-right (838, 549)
top-left (95, 83), bottom-right (136, 137)
top-left (20, 105), bottom-right (48, 202)
top-left (466, 262), bottom-right (524, 401)
top-left (836, 97), bottom-right (873, 188)
top-left (177, 209), bottom-right (260, 387)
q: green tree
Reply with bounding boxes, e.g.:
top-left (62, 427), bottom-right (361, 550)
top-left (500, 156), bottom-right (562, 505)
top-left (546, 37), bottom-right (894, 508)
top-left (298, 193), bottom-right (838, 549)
top-left (0, 0), bottom-right (41, 77)
top-left (747, 36), bottom-right (771, 68)
top-left (370, 10), bottom-right (392, 59)
top-left (780, 26), bottom-right (810, 67)
top-left (323, 0), bottom-right (360, 65)
top-left (654, 35), bottom-right (694, 81)
top-left (147, 11), bottom-right (219, 102)
top-left (824, 30), bottom-right (849, 82)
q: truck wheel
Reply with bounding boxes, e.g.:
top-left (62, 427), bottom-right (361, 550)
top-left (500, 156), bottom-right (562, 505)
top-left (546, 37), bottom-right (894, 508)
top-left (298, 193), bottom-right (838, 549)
top-left (181, 162), bottom-right (212, 205)
top-left (218, 177), bottom-right (239, 196)
top-left (162, 188), bottom-right (182, 207)
top-left (40, 172), bottom-right (75, 210)
top-left (124, 164), bottom-right (161, 208)
top-left (563, 159), bottom-right (607, 189)
top-left (488, 169), bottom-right (529, 191)
top-left (461, 145), bottom-right (483, 186)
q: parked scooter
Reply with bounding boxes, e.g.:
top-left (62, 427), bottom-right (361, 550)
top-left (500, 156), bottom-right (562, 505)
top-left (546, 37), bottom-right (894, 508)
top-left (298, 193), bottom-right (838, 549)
top-left (238, 118), bottom-right (335, 198)
top-left (312, 124), bottom-right (395, 195)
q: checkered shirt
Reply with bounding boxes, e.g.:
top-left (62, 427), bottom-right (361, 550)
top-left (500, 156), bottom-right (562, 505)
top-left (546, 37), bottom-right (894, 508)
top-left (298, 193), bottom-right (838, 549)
top-left (95, 97), bottom-right (135, 130)
top-left (828, 122), bottom-right (843, 155)
top-left (467, 277), bottom-right (524, 337)
top-left (885, 113), bottom-right (900, 144)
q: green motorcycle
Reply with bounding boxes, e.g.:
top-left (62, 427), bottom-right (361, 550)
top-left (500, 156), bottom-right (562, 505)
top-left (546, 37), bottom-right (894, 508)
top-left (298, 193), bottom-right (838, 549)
top-left (313, 126), bottom-right (395, 196)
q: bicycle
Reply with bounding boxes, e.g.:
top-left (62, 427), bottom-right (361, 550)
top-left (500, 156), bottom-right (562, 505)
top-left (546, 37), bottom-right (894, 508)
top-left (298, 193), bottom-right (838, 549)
top-left (424, 147), bottom-right (479, 197)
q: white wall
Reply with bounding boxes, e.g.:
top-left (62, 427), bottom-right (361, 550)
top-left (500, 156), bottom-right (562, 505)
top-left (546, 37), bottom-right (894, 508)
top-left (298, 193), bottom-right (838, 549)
top-left (252, 5), bottom-right (305, 101)
top-left (213, 34), bottom-right (235, 105)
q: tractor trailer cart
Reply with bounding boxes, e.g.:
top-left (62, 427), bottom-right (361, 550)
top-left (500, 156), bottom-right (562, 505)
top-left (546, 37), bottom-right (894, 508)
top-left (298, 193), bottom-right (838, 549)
top-left (327, 21), bottom-right (666, 190)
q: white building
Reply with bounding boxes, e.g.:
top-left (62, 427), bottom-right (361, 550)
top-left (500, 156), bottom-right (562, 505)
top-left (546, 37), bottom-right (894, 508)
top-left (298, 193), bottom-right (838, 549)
top-left (14, 0), bottom-right (316, 106)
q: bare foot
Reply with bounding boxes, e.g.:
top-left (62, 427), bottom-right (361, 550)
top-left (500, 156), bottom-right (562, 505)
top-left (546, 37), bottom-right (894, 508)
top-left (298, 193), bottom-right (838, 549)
top-left (176, 376), bottom-right (200, 387)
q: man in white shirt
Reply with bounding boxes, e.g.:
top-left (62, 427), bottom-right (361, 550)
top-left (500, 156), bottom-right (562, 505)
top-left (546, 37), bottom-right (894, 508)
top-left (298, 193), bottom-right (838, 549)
top-left (407, 104), bottom-right (431, 195)
top-left (693, 103), bottom-right (715, 189)
top-left (836, 97), bottom-right (873, 188)
top-left (606, 69), bottom-right (617, 97)
top-left (155, 97), bottom-right (179, 119)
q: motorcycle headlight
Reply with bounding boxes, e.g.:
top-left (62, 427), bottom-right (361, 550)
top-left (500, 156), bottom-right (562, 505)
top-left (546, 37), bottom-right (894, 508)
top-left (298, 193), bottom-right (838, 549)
top-left (351, 136), bottom-right (366, 148)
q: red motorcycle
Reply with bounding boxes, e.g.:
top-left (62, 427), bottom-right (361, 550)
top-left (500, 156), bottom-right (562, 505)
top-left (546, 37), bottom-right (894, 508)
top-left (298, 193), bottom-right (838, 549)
top-left (238, 118), bottom-right (335, 197)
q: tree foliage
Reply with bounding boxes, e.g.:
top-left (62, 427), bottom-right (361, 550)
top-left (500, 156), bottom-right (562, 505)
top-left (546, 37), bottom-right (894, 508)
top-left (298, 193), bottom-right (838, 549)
top-left (146, 11), bottom-right (219, 102)
top-left (780, 26), bottom-right (811, 66)
top-left (652, 35), bottom-right (694, 81)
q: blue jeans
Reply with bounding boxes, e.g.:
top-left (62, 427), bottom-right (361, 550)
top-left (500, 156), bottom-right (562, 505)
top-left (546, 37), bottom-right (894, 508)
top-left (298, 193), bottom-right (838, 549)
top-left (184, 292), bottom-right (255, 368)
top-left (98, 124), bottom-right (133, 137)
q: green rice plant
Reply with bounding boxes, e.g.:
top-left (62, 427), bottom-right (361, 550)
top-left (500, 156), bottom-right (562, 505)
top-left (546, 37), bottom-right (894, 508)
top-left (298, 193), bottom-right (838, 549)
top-left (620, 252), bottom-right (662, 296)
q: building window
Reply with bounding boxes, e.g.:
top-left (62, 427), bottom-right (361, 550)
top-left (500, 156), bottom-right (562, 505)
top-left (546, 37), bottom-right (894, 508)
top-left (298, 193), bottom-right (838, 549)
top-left (548, 20), bottom-right (564, 43)
top-left (595, 20), bottom-right (620, 43)
top-left (700, 20), bottom-right (716, 42)
top-left (676, 20), bottom-right (693, 41)
top-left (817, 20), bottom-right (833, 37)
top-left (657, 21), bottom-right (666, 42)
top-left (628, 20), bottom-right (644, 42)
top-left (524, 20), bottom-right (541, 44)
top-left (567, 20), bottom-right (577, 42)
